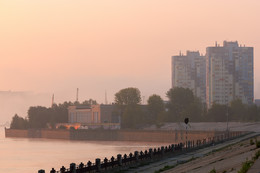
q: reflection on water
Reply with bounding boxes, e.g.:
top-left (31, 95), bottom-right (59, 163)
top-left (0, 128), bottom-right (165, 173)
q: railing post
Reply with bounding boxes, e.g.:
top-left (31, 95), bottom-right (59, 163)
top-left (117, 154), bottom-right (122, 166)
top-left (96, 158), bottom-right (101, 172)
top-left (50, 168), bottom-right (56, 173)
top-left (171, 144), bottom-right (174, 152)
top-left (60, 166), bottom-right (66, 173)
top-left (161, 146), bottom-right (164, 155)
top-left (70, 163), bottom-right (76, 173)
top-left (134, 151), bottom-right (139, 162)
top-left (149, 148), bottom-right (153, 158)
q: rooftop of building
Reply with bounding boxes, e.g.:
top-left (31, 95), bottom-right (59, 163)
top-left (172, 50), bottom-right (204, 57)
top-left (208, 40), bottom-right (251, 48)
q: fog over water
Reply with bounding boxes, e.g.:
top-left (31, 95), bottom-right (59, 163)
top-left (0, 128), bottom-right (164, 173)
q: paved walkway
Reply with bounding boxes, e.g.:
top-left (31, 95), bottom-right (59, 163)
top-left (125, 132), bottom-right (260, 173)
top-left (248, 158), bottom-right (260, 173)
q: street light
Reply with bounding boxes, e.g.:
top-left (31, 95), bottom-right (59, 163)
top-left (184, 118), bottom-right (189, 148)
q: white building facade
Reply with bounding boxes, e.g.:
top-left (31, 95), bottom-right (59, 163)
top-left (172, 51), bottom-right (206, 102)
top-left (206, 41), bottom-right (254, 107)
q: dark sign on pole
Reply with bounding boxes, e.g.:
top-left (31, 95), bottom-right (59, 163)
top-left (184, 118), bottom-right (189, 124)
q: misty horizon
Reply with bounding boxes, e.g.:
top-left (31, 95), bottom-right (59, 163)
top-left (1, 0), bottom-right (260, 123)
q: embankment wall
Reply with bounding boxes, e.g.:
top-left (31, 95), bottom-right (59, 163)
top-left (5, 129), bottom-right (28, 138)
top-left (5, 128), bottom-right (242, 143)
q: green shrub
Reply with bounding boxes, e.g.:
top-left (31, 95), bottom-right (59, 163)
top-left (253, 150), bottom-right (260, 161)
top-left (250, 139), bottom-right (255, 145)
top-left (238, 160), bottom-right (254, 173)
top-left (256, 141), bottom-right (260, 148)
top-left (210, 168), bottom-right (216, 173)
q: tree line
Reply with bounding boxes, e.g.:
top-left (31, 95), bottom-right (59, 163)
top-left (114, 87), bottom-right (260, 128)
top-left (10, 87), bottom-right (260, 129)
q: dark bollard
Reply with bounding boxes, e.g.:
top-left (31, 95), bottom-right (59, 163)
top-left (60, 166), bottom-right (66, 173)
top-left (70, 163), bottom-right (76, 173)
top-left (134, 151), bottom-right (139, 162)
top-left (38, 170), bottom-right (45, 173)
top-left (50, 168), bottom-right (56, 173)
top-left (117, 154), bottom-right (122, 166)
top-left (96, 158), bottom-right (101, 172)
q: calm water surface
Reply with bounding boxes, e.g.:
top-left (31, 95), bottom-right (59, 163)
top-left (0, 128), bottom-right (165, 173)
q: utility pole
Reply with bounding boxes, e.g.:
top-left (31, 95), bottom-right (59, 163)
top-left (76, 88), bottom-right (79, 102)
top-left (105, 90), bottom-right (108, 104)
top-left (51, 94), bottom-right (54, 107)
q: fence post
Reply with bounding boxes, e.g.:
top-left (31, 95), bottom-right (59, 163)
top-left (117, 154), bottom-right (122, 166)
top-left (96, 158), bottom-right (101, 172)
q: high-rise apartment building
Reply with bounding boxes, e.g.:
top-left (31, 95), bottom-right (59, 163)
top-left (172, 51), bottom-right (206, 102)
top-left (206, 41), bottom-right (254, 107)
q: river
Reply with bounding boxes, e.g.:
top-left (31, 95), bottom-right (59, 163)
top-left (0, 127), bottom-right (164, 173)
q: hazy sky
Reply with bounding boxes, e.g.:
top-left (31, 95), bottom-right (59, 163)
top-left (0, 0), bottom-right (260, 105)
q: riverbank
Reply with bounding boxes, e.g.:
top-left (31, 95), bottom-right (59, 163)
top-left (126, 132), bottom-right (260, 173)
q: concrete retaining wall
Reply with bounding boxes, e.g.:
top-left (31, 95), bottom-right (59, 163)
top-left (41, 129), bottom-right (70, 140)
top-left (5, 128), bottom-right (28, 138)
top-left (5, 128), bottom-right (238, 143)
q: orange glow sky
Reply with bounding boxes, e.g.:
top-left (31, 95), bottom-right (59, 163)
top-left (0, 0), bottom-right (260, 104)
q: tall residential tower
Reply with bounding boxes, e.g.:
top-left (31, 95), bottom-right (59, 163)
top-left (206, 41), bottom-right (254, 107)
top-left (172, 51), bottom-right (206, 102)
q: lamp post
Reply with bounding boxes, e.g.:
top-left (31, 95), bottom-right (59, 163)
top-left (226, 107), bottom-right (229, 138)
top-left (184, 118), bottom-right (189, 149)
